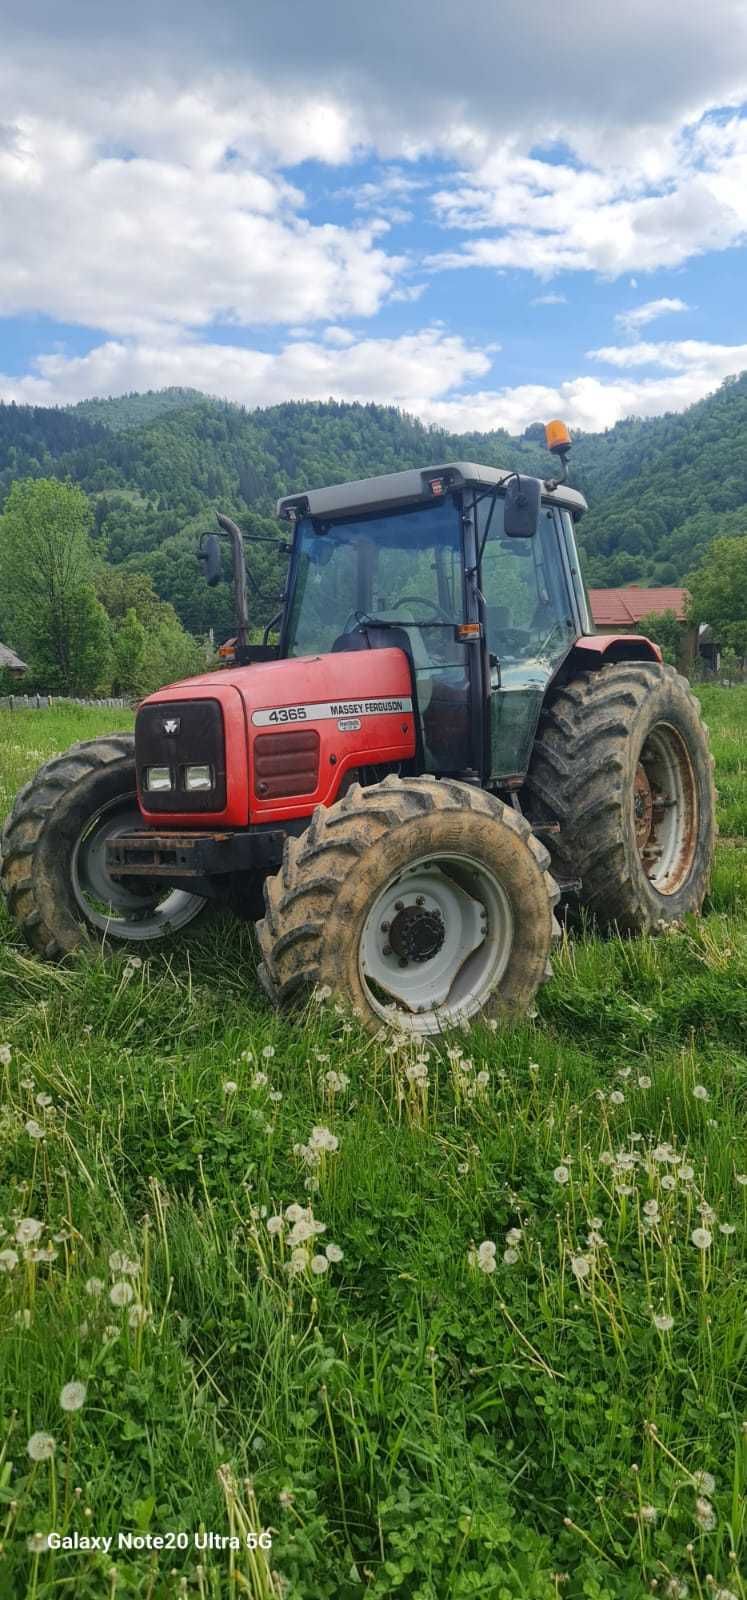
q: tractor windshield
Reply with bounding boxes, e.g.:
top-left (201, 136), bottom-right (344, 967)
top-left (284, 497), bottom-right (473, 772)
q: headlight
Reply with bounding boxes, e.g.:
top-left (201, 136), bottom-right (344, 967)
top-left (145, 766), bottom-right (172, 792)
top-left (185, 764), bottom-right (213, 792)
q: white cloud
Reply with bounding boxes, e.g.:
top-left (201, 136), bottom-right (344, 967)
top-left (615, 297), bottom-right (690, 332)
top-left (531, 293), bottom-right (568, 306)
top-left (428, 113), bottom-right (747, 279)
top-left (0, 327), bottom-right (491, 412)
top-left (589, 337), bottom-right (747, 373)
top-left (2, 327), bottom-right (744, 439)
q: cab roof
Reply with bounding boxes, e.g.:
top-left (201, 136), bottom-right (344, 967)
top-left (277, 461), bottom-right (587, 522)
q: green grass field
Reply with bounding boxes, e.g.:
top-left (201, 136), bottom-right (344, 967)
top-left (0, 692), bottom-right (745, 1600)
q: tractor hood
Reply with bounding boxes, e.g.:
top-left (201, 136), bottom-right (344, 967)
top-left (136, 648), bottom-right (416, 827)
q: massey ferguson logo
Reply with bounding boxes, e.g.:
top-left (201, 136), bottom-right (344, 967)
top-left (162, 718), bottom-right (180, 735)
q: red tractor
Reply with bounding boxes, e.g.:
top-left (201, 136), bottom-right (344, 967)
top-left (1, 425), bottom-right (715, 1036)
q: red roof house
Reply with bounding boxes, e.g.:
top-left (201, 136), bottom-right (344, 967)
top-left (588, 587), bottom-right (690, 628)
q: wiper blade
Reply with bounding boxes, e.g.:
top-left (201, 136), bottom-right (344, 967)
top-left (357, 614), bottom-right (458, 630)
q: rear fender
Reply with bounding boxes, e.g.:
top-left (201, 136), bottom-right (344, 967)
top-left (565, 633), bottom-right (663, 672)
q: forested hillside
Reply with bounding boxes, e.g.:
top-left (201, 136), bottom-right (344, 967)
top-left (1, 375), bottom-right (747, 640)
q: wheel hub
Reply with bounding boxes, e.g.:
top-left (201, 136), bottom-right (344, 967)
top-left (633, 763), bottom-right (654, 851)
top-left (387, 903), bottom-right (445, 964)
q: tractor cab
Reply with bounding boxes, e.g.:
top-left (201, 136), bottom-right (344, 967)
top-left (273, 457), bottom-right (590, 785)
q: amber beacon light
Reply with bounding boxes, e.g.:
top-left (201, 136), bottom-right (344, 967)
top-left (545, 420), bottom-right (572, 457)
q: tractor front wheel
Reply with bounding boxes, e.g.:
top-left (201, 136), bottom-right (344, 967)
top-left (1, 736), bottom-right (207, 957)
top-left (524, 662), bottom-right (716, 932)
top-left (256, 774), bottom-right (559, 1036)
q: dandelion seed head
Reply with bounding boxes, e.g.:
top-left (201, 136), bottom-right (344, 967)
top-left (553, 1165), bottom-right (570, 1185)
top-left (27, 1432), bottom-right (55, 1461)
top-left (503, 1247), bottom-right (519, 1264)
top-left (695, 1496), bottom-right (716, 1531)
top-left (693, 1084), bottom-right (709, 1101)
top-left (109, 1281), bottom-right (134, 1307)
top-left (325, 1243), bottom-right (343, 1263)
top-left (266, 1215), bottom-right (284, 1235)
top-left (660, 1174), bottom-right (676, 1190)
top-left (252, 1072), bottom-right (268, 1089)
top-left (25, 1120), bottom-right (45, 1140)
top-left (27, 1532), bottom-right (50, 1553)
top-left (637, 1075), bottom-right (652, 1089)
top-left (261, 1045), bottom-right (276, 1059)
top-left (571, 1255), bottom-right (591, 1280)
top-left (127, 1304), bottom-right (149, 1329)
top-left (0, 1249), bottom-right (19, 1272)
top-left (691, 1227), bottom-right (712, 1250)
top-left (457, 1161), bottom-right (469, 1175)
top-left (15, 1218), bottom-right (43, 1246)
top-left (653, 1312), bottom-right (674, 1332)
top-left (719, 1222), bottom-right (736, 1236)
top-left (0, 1044), bottom-right (11, 1066)
top-left (222, 1080), bottom-right (238, 1095)
top-left (678, 1165), bottom-right (695, 1181)
top-left (60, 1381), bottom-right (87, 1413)
top-left (35, 1092), bottom-right (53, 1109)
top-left (639, 1504), bottom-right (657, 1524)
top-left (609, 1090), bottom-right (625, 1105)
top-left (699, 1201), bottom-right (717, 1225)
top-left (310, 1254), bottom-right (329, 1275)
top-left (692, 1471), bottom-right (715, 1496)
top-left (736, 1174), bottom-right (747, 1186)
top-left (505, 1227), bottom-right (523, 1246)
top-left (643, 1199), bottom-right (660, 1219)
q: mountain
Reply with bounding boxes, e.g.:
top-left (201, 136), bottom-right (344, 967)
top-left (1, 376), bottom-right (746, 634)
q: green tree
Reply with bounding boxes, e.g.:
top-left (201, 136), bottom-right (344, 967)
top-left (636, 609), bottom-right (683, 666)
top-left (687, 535), bottom-right (747, 660)
top-left (0, 478), bottom-right (110, 692)
top-left (111, 607), bottom-right (147, 695)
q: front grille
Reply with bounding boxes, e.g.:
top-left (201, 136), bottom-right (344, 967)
top-left (136, 699), bottom-right (227, 812)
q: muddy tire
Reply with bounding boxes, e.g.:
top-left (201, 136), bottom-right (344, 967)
top-left (524, 662), bottom-right (716, 932)
top-left (1, 735), bottom-right (207, 957)
top-left (256, 774), bottom-right (559, 1036)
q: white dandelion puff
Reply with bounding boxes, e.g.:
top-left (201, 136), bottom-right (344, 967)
top-left (692, 1471), bottom-right (715, 1496)
top-left (310, 1254), bottom-right (329, 1275)
top-left (553, 1165), bottom-right (570, 1185)
top-left (503, 1247), bottom-right (519, 1265)
top-left (653, 1312), bottom-right (674, 1332)
top-left (85, 1277), bottom-right (105, 1297)
top-left (27, 1432), bottom-right (56, 1461)
top-left (691, 1228), bottom-right (712, 1250)
top-left (694, 1496), bottom-right (716, 1531)
top-left (261, 1045), bottom-right (276, 1059)
top-left (692, 1084), bottom-right (709, 1101)
top-left (505, 1227), bottom-right (523, 1246)
top-left (0, 1249), bottom-right (19, 1272)
top-left (0, 1044), bottom-right (11, 1066)
top-left (325, 1243), bottom-right (343, 1263)
top-left (643, 1199), bottom-right (660, 1219)
top-left (25, 1119), bottom-right (45, 1140)
top-left (15, 1218), bottom-right (44, 1246)
top-left (59, 1382), bottom-right (87, 1413)
top-left (35, 1092), bottom-right (53, 1109)
top-left (222, 1080), bottom-right (238, 1095)
top-left (639, 1504), bottom-right (657, 1524)
top-left (609, 1090), bottom-right (625, 1105)
top-left (637, 1075), bottom-right (652, 1089)
top-left (571, 1255), bottom-right (591, 1280)
top-left (266, 1216), bottom-right (284, 1236)
top-left (719, 1222), bottom-right (736, 1236)
top-left (27, 1533), bottom-right (50, 1553)
top-left (109, 1281), bottom-right (134, 1307)
top-left (127, 1304), bottom-right (150, 1329)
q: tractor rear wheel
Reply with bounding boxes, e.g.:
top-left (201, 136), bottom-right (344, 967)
top-left (256, 774), bottom-right (559, 1036)
top-left (524, 662), bottom-right (716, 932)
top-left (1, 735), bottom-right (207, 957)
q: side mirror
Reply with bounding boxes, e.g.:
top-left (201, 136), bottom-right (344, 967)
top-left (503, 474), bottom-right (541, 539)
top-left (198, 532), bottom-right (223, 587)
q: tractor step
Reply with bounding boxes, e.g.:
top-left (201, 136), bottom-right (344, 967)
top-left (105, 828), bottom-right (286, 879)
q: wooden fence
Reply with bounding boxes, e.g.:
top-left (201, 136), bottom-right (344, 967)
top-left (0, 694), bottom-right (131, 711)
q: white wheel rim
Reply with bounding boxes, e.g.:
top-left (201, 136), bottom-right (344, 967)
top-left (358, 852), bottom-right (514, 1034)
top-left (71, 795), bottom-right (206, 940)
top-left (634, 722), bottom-right (698, 896)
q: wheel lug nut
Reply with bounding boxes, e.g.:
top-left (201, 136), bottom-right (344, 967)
top-left (398, 957), bottom-right (408, 969)
top-left (415, 895), bottom-right (425, 906)
top-left (380, 920), bottom-right (390, 932)
top-left (394, 900), bottom-right (404, 911)
top-left (382, 944), bottom-right (391, 957)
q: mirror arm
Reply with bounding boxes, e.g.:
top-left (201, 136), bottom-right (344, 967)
top-left (216, 513), bottom-right (249, 649)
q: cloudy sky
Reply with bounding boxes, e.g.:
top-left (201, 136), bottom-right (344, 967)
top-left (1, 0), bottom-right (747, 433)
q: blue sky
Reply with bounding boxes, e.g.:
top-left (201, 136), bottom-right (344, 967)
top-left (1, 0), bottom-right (746, 434)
